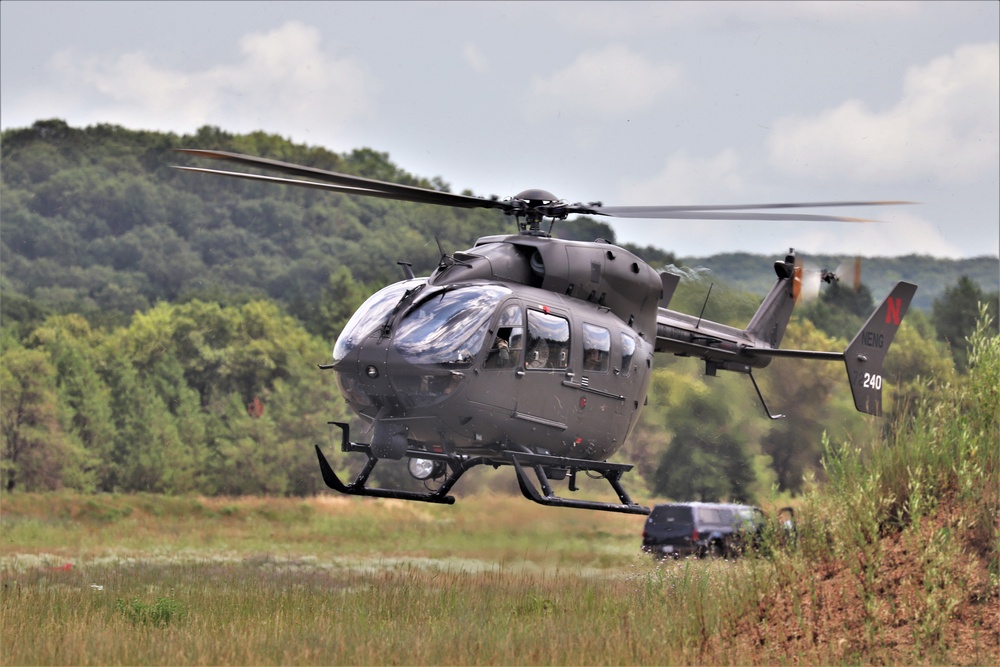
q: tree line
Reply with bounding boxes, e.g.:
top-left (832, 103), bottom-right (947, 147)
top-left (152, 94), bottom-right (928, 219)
top-left (2, 120), bottom-right (996, 501)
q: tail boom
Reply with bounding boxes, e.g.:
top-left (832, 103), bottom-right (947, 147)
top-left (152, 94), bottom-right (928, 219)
top-left (652, 245), bottom-right (917, 418)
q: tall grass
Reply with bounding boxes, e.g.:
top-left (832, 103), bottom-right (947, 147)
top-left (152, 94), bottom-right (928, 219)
top-left (818, 308), bottom-right (998, 569)
top-left (797, 308), bottom-right (999, 660)
top-left (2, 315), bottom-right (997, 665)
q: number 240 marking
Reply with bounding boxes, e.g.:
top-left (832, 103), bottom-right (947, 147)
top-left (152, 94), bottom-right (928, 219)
top-left (862, 373), bottom-right (882, 390)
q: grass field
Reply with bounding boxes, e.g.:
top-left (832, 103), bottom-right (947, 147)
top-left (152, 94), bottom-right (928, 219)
top-left (1, 493), bottom-right (713, 665)
top-left (3, 321), bottom-right (998, 665)
top-left (1, 488), bottom-right (996, 666)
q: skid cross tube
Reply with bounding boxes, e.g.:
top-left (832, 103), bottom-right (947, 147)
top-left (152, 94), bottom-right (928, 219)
top-left (508, 454), bottom-right (650, 515)
top-left (317, 422), bottom-right (650, 514)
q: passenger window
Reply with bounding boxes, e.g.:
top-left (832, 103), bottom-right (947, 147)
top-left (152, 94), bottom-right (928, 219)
top-left (526, 309), bottom-right (569, 369)
top-left (697, 508), bottom-right (721, 523)
top-left (485, 303), bottom-right (524, 369)
top-left (582, 323), bottom-right (610, 373)
top-left (621, 333), bottom-right (636, 376)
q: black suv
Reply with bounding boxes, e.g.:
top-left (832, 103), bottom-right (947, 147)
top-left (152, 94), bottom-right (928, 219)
top-left (641, 502), bottom-right (765, 559)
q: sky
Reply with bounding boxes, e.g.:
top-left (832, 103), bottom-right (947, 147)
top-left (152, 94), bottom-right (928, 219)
top-left (2, 1), bottom-right (998, 260)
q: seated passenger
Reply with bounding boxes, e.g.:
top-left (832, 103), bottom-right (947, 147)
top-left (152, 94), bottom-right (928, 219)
top-left (583, 347), bottom-right (607, 372)
top-left (526, 342), bottom-right (549, 368)
top-left (488, 337), bottom-right (510, 367)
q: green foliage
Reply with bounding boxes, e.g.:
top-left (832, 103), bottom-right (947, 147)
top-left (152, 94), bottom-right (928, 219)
top-left (633, 358), bottom-right (768, 503)
top-left (2, 119), bottom-right (509, 327)
top-left (647, 372), bottom-right (756, 501)
top-left (818, 307), bottom-right (998, 572)
top-left (115, 596), bottom-right (186, 626)
top-left (931, 275), bottom-right (999, 372)
top-left (664, 269), bottom-right (761, 327)
top-left (882, 312), bottom-right (957, 420)
top-left (555, 216), bottom-right (617, 243)
top-left (798, 281), bottom-right (875, 341)
top-left (760, 320), bottom-right (870, 493)
top-left (0, 341), bottom-right (85, 492)
top-left (2, 299), bottom-right (350, 496)
top-left (683, 252), bottom-right (999, 312)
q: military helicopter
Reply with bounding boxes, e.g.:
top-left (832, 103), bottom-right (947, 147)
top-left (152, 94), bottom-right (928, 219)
top-left (175, 149), bottom-right (917, 515)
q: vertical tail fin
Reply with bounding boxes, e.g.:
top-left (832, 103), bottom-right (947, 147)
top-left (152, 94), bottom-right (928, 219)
top-left (745, 251), bottom-right (798, 348)
top-left (844, 282), bottom-right (918, 416)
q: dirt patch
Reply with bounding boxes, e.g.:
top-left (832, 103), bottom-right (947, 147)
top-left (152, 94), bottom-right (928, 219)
top-left (734, 495), bottom-right (999, 664)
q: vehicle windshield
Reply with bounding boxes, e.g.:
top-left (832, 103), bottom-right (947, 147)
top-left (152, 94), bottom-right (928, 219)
top-left (648, 505), bottom-right (694, 524)
top-left (333, 279), bottom-right (425, 361)
top-left (395, 285), bottom-right (511, 365)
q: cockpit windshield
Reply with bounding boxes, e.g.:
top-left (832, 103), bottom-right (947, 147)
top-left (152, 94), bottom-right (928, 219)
top-left (333, 279), bottom-right (426, 361)
top-left (395, 286), bottom-right (511, 365)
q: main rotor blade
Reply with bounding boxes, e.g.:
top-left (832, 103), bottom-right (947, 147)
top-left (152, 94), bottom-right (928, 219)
top-left (589, 200), bottom-right (912, 222)
top-left (174, 148), bottom-right (510, 212)
top-left (176, 148), bottom-right (914, 223)
top-left (600, 200), bottom-right (912, 214)
top-left (174, 166), bottom-right (460, 204)
top-left (591, 209), bottom-right (879, 222)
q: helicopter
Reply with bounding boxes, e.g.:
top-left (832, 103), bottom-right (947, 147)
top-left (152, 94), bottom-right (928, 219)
top-left (175, 149), bottom-right (917, 515)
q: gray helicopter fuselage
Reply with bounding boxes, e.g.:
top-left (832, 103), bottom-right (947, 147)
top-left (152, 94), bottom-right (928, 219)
top-left (329, 235), bottom-right (662, 460)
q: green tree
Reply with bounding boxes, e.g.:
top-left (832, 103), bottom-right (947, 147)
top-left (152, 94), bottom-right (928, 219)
top-left (801, 281), bottom-right (875, 341)
top-left (932, 276), bottom-right (1000, 372)
top-left (639, 365), bottom-right (762, 503)
top-left (882, 311), bottom-right (957, 418)
top-left (100, 355), bottom-right (197, 493)
top-left (105, 298), bottom-right (346, 495)
top-left (555, 217), bottom-right (617, 243)
top-left (757, 319), bottom-right (864, 493)
top-left (28, 314), bottom-right (115, 491)
top-left (312, 266), bottom-right (370, 341)
top-left (0, 344), bottom-right (77, 491)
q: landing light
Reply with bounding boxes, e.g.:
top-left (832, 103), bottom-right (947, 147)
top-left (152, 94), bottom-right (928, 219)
top-left (365, 365), bottom-right (379, 378)
top-left (408, 457), bottom-right (445, 481)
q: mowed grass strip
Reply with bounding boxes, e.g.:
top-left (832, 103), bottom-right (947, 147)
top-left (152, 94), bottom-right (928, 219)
top-left (0, 492), bottom-right (646, 567)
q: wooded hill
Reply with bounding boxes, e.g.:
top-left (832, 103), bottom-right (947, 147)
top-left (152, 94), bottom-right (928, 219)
top-left (1, 119), bottom-right (997, 499)
top-left (2, 119), bottom-right (995, 331)
top-left (679, 252), bottom-right (998, 312)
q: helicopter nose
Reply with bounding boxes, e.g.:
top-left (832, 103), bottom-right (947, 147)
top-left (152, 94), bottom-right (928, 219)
top-left (329, 335), bottom-right (395, 412)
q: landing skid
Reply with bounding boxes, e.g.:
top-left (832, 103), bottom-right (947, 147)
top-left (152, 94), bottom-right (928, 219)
top-left (316, 422), bottom-right (650, 515)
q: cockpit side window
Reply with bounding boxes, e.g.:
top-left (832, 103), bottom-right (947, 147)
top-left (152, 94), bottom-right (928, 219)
top-left (485, 303), bottom-right (524, 369)
top-left (582, 323), bottom-right (611, 373)
top-left (526, 309), bottom-right (569, 370)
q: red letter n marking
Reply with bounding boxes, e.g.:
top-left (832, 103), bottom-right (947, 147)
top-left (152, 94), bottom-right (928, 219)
top-left (885, 297), bottom-right (902, 326)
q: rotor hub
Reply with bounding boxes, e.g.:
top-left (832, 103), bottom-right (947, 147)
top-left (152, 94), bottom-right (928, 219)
top-left (510, 188), bottom-right (565, 235)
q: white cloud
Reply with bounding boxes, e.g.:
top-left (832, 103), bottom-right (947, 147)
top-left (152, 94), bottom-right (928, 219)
top-left (45, 21), bottom-right (376, 143)
top-left (619, 149), bottom-right (747, 204)
top-left (768, 42), bottom-right (1000, 184)
top-left (525, 45), bottom-right (681, 120)
top-left (463, 43), bottom-right (488, 73)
